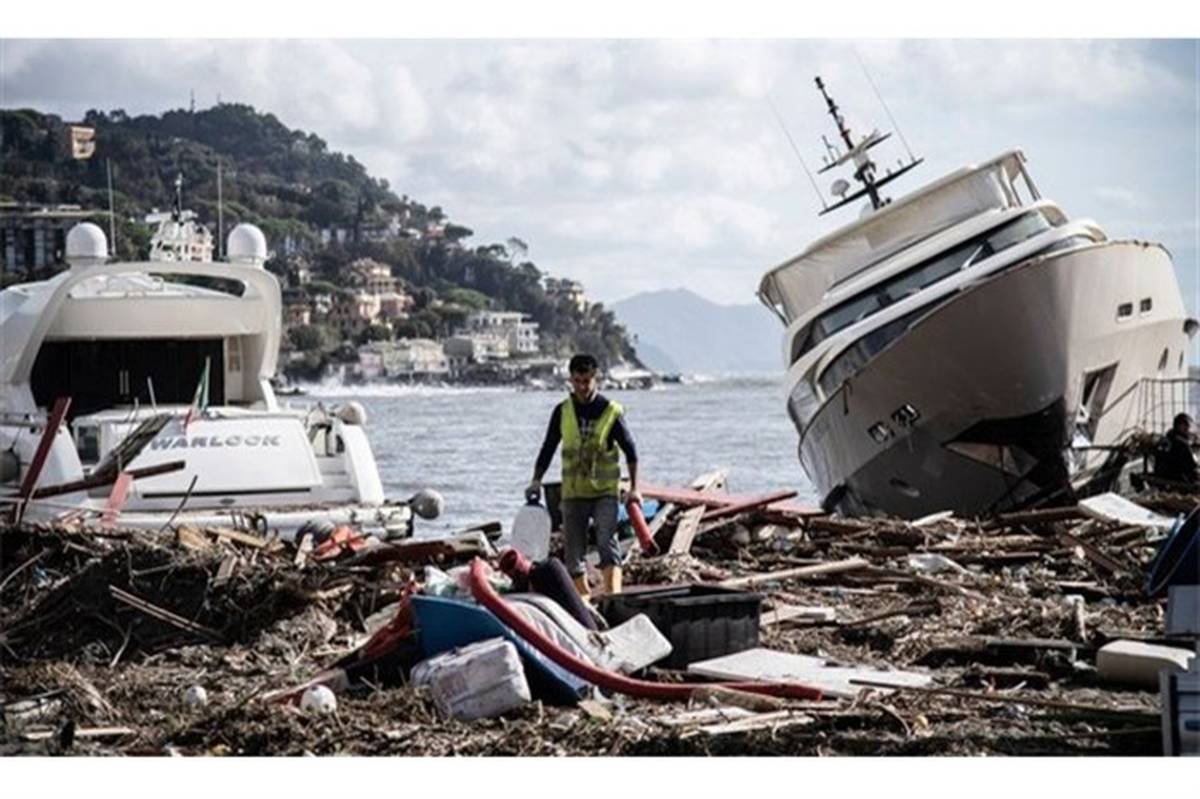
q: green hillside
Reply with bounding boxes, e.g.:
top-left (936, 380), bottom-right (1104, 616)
top-left (0, 104), bottom-right (638, 367)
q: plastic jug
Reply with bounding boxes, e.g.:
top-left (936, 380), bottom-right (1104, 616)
top-left (511, 491), bottom-right (551, 562)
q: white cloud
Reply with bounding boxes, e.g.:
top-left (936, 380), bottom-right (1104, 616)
top-left (1, 38), bottom-right (1195, 308)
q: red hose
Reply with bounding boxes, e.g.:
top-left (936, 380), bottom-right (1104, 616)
top-left (626, 498), bottom-right (658, 555)
top-left (469, 559), bottom-right (822, 701)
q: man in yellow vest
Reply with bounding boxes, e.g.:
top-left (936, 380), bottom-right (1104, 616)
top-left (527, 353), bottom-right (640, 599)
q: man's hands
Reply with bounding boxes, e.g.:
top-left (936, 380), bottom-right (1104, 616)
top-left (624, 487), bottom-right (643, 506)
top-left (525, 478), bottom-right (542, 503)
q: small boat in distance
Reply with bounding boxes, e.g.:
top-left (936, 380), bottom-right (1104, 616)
top-left (758, 77), bottom-right (1197, 518)
top-left (0, 211), bottom-right (433, 537)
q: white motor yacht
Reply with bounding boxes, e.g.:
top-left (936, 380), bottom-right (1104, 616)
top-left (0, 218), bottom-right (429, 537)
top-left (758, 77), bottom-right (1197, 518)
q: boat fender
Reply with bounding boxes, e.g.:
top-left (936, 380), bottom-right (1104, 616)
top-left (410, 488), bottom-right (445, 520)
top-left (336, 401), bottom-right (368, 426)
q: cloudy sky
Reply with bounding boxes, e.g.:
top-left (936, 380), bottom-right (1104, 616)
top-left (2, 37), bottom-right (1197, 335)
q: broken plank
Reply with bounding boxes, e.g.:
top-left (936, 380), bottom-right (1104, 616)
top-left (848, 678), bottom-right (1159, 720)
top-left (22, 726), bottom-right (135, 742)
top-left (761, 604), bottom-right (836, 627)
top-left (699, 490), bottom-right (798, 523)
top-left (718, 557), bottom-right (869, 589)
top-left (986, 506), bottom-right (1083, 529)
top-left (208, 527), bottom-right (270, 549)
top-left (655, 706), bottom-right (755, 728)
top-left (665, 471), bottom-right (727, 555)
top-left (108, 585), bottom-right (224, 641)
top-left (1055, 530), bottom-right (1130, 575)
top-left (696, 710), bottom-right (814, 737)
top-left (99, 472), bottom-right (134, 530)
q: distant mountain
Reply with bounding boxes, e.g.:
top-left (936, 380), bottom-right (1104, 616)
top-left (611, 288), bottom-right (783, 375)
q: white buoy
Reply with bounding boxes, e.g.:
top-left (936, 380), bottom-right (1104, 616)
top-left (300, 685), bottom-right (337, 716)
top-left (183, 685), bottom-right (208, 708)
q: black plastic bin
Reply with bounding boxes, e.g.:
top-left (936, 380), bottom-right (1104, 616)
top-left (597, 584), bottom-right (762, 669)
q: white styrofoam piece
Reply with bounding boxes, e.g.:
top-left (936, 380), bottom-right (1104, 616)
top-left (686, 647), bottom-right (932, 699)
top-left (1078, 493), bottom-right (1175, 530)
top-left (1098, 640), bottom-right (1195, 689)
top-left (410, 637), bottom-right (531, 721)
top-left (510, 593), bottom-right (672, 673)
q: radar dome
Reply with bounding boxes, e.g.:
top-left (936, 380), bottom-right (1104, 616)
top-left (226, 224), bottom-right (267, 266)
top-left (65, 222), bottom-right (108, 268)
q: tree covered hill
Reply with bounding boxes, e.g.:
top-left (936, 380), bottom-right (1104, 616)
top-left (0, 104), bottom-right (638, 367)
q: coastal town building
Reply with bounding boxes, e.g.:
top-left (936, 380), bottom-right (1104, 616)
top-left (544, 277), bottom-right (587, 312)
top-left (348, 258), bottom-right (399, 294)
top-left (378, 291), bottom-right (415, 320)
top-left (444, 333), bottom-right (511, 373)
top-left (328, 290), bottom-right (383, 337)
top-left (358, 338), bottom-right (449, 379)
top-left (460, 311), bottom-right (540, 355)
top-left (0, 203), bottom-right (101, 276)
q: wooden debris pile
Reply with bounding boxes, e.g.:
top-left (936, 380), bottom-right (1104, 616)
top-left (0, 479), bottom-right (1194, 756)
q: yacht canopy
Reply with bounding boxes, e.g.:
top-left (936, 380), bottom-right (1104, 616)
top-left (759, 151), bottom-right (1033, 323)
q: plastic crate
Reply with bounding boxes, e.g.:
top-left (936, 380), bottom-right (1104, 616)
top-left (597, 584), bottom-right (762, 669)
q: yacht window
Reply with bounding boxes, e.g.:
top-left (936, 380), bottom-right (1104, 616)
top-left (799, 211), bottom-right (1052, 362)
top-left (76, 426), bottom-right (100, 464)
top-left (1140, 298), bottom-right (1153, 314)
top-left (1117, 303), bottom-right (1133, 320)
top-left (813, 230), bottom-right (1101, 394)
top-left (787, 377), bottom-right (822, 431)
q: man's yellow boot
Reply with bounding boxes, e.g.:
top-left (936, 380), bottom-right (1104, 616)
top-left (573, 573), bottom-right (591, 600)
top-left (601, 565), bottom-right (622, 595)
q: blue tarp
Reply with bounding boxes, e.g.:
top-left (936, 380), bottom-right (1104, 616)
top-left (411, 594), bottom-right (591, 705)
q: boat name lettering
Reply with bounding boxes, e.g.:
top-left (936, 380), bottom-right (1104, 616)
top-left (150, 435), bottom-right (282, 450)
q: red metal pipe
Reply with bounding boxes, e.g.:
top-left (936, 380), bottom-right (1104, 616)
top-left (468, 558), bottom-right (822, 702)
top-left (626, 498), bottom-right (658, 555)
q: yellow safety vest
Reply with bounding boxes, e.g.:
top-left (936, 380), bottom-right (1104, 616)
top-left (560, 397), bottom-right (624, 499)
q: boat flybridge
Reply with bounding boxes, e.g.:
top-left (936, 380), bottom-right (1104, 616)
top-left (0, 220), bottom-right (434, 537)
top-left (758, 77), bottom-right (1197, 518)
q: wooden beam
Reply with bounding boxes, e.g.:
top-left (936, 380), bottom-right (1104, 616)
top-left (666, 471), bottom-right (727, 556)
top-left (699, 490), bottom-right (798, 523)
top-left (108, 585), bottom-right (223, 642)
top-left (11, 397), bottom-right (71, 522)
top-left (32, 460), bottom-right (186, 500)
top-left (718, 557), bottom-right (869, 589)
top-left (100, 472), bottom-right (134, 530)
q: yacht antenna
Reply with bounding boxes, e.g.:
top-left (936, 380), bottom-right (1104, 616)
top-left (217, 160), bottom-right (224, 260)
top-left (854, 49), bottom-right (918, 163)
top-left (766, 94), bottom-right (828, 213)
top-left (106, 159), bottom-right (117, 255)
top-left (812, 75), bottom-right (923, 217)
top-left (815, 75), bottom-right (882, 210)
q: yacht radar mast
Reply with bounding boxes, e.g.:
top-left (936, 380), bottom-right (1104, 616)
top-left (813, 76), bottom-right (923, 216)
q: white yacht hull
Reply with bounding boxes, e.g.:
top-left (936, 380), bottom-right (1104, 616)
top-left (795, 241), bottom-right (1193, 517)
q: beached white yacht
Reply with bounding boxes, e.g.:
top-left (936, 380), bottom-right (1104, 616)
top-left (758, 77), bottom-right (1197, 518)
top-left (0, 218), bottom-right (424, 537)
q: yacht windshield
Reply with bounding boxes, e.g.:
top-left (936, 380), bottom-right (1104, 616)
top-left (796, 211), bottom-right (1053, 363)
top-left (816, 229), bottom-right (1093, 398)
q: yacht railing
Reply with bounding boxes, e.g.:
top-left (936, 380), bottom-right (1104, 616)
top-left (1133, 376), bottom-right (1198, 436)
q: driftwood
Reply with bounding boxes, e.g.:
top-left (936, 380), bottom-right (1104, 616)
top-left (718, 557), bottom-right (869, 589)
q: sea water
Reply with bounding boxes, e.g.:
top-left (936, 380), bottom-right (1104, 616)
top-left (304, 376), bottom-right (818, 533)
